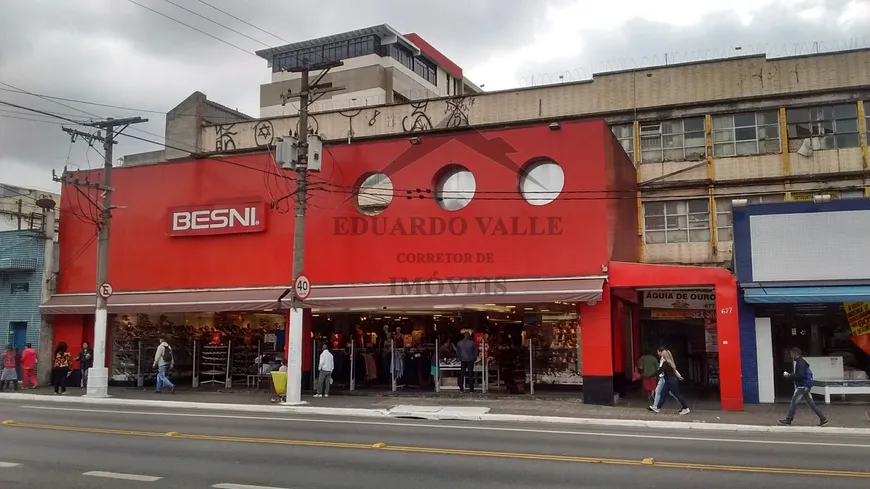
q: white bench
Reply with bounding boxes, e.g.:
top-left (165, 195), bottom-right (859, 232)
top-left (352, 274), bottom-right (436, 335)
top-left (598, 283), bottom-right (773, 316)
top-left (805, 356), bottom-right (870, 404)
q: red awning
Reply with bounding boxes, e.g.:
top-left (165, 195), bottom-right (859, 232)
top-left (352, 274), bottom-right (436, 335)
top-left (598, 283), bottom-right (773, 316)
top-left (40, 276), bottom-right (604, 315)
top-left (39, 288), bottom-right (288, 315)
top-left (305, 276), bottom-right (604, 311)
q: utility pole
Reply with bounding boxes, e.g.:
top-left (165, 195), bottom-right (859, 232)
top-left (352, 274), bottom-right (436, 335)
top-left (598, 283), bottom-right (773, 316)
top-left (281, 59), bottom-right (343, 404)
top-left (55, 116), bottom-right (147, 398)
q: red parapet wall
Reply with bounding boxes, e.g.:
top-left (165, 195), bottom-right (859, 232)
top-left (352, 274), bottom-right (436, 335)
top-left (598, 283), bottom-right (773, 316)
top-left (56, 120), bottom-right (638, 294)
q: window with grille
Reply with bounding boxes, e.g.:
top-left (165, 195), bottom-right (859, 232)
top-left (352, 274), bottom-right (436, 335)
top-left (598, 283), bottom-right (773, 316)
top-left (715, 194), bottom-right (785, 241)
top-left (639, 117), bottom-right (706, 163)
top-left (865, 101), bottom-right (870, 143)
top-left (786, 104), bottom-right (860, 151)
top-left (712, 111), bottom-right (780, 157)
top-left (643, 199), bottom-right (710, 244)
top-left (611, 124), bottom-right (634, 161)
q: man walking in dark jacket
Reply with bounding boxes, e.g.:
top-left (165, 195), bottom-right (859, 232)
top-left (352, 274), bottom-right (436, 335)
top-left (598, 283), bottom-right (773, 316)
top-left (456, 333), bottom-right (478, 393)
top-left (779, 347), bottom-right (828, 426)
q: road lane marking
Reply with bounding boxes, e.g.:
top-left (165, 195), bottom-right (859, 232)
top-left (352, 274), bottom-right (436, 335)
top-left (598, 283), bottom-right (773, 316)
top-left (83, 471), bottom-right (162, 482)
top-left (0, 462), bottom-right (22, 468)
top-left (17, 406), bottom-right (870, 449)
top-left (4, 420), bottom-right (870, 479)
top-left (213, 484), bottom-right (292, 489)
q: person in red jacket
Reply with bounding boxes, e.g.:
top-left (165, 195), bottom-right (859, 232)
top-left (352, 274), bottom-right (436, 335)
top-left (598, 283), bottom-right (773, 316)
top-left (19, 343), bottom-right (38, 389)
top-left (1, 345), bottom-right (18, 391)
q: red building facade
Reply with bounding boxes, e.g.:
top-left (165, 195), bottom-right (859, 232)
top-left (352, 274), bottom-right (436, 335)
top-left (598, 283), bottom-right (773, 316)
top-left (42, 119), bottom-right (743, 409)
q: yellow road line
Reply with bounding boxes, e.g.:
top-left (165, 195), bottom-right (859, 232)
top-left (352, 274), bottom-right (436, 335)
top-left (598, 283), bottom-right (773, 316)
top-left (3, 420), bottom-right (869, 479)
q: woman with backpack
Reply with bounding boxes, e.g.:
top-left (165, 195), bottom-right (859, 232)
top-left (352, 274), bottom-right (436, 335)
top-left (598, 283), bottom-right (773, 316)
top-left (779, 347), bottom-right (828, 426)
top-left (152, 338), bottom-right (175, 394)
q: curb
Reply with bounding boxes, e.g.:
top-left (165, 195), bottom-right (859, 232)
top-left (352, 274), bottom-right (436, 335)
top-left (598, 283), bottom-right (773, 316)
top-left (3, 393), bottom-right (868, 435)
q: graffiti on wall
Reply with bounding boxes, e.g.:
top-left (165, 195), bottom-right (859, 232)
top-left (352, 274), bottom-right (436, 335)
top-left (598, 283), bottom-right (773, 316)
top-left (253, 120), bottom-right (275, 147)
top-left (443, 96), bottom-right (475, 129)
top-left (402, 100), bottom-right (434, 133)
top-left (214, 124), bottom-right (237, 152)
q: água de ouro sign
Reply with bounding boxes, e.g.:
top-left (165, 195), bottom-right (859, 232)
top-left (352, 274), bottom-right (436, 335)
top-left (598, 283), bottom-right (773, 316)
top-left (643, 289), bottom-right (716, 310)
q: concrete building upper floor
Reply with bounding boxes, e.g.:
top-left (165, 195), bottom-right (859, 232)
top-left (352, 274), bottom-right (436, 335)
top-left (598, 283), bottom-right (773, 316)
top-left (198, 48), bottom-right (870, 269)
top-left (121, 91), bottom-right (253, 167)
top-left (256, 24), bottom-right (483, 117)
top-left (205, 48), bottom-right (870, 161)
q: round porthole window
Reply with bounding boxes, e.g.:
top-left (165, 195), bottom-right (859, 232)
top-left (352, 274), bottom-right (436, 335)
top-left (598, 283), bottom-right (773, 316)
top-left (355, 173), bottom-right (393, 216)
top-left (434, 165), bottom-right (476, 211)
top-left (519, 159), bottom-right (564, 206)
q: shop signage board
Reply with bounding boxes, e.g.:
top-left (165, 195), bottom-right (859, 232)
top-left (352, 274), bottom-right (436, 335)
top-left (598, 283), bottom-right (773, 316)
top-left (643, 289), bottom-right (715, 310)
top-left (167, 202), bottom-right (267, 237)
top-left (650, 309), bottom-right (714, 320)
top-left (845, 302), bottom-right (870, 336)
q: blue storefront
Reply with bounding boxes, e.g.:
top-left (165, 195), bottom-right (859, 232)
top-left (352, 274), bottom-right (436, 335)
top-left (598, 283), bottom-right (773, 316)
top-left (0, 230), bottom-right (46, 355)
top-left (733, 197), bottom-right (870, 403)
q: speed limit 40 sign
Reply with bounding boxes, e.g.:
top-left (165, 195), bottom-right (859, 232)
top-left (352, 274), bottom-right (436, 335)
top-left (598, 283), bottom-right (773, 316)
top-left (294, 275), bottom-right (311, 301)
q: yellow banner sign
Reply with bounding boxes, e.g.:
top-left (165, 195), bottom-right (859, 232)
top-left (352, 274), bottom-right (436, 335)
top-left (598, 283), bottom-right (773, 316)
top-left (650, 309), bottom-right (715, 320)
top-left (844, 302), bottom-right (870, 336)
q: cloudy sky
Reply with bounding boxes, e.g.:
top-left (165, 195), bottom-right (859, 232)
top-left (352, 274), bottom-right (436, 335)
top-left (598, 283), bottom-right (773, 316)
top-left (1, 0), bottom-right (868, 192)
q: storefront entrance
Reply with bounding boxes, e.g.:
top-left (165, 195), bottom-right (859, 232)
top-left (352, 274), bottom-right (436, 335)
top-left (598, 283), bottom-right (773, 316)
top-left (110, 311), bottom-right (287, 389)
top-left (756, 303), bottom-right (870, 400)
top-left (306, 302), bottom-right (582, 396)
top-left (637, 288), bottom-right (721, 400)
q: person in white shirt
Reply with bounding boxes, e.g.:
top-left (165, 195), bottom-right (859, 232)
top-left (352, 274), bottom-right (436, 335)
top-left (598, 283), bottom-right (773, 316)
top-left (314, 344), bottom-right (334, 398)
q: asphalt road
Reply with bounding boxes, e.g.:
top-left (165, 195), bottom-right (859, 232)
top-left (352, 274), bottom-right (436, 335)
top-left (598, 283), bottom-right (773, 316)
top-left (1, 401), bottom-right (869, 488)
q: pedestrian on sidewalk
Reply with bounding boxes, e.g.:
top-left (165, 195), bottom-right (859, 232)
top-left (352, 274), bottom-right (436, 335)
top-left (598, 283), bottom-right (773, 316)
top-left (648, 349), bottom-right (690, 415)
top-left (779, 347), bottom-right (828, 427)
top-left (51, 342), bottom-right (71, 395)
top-left (637, 351), bottom-right (659, 401)
top-left (14, 346), bottom-right (22, 385)
top-left (1, 345), bottom-right (19, 392)
top-left (314, 344), bottom-right (333, 398)
top-left (153, 338), bottom-right (175, 394)
top-left (650, 347), bottom-right (678, 408)
top-left (456, 332), bottom-right (478, 393)
top-left (20, 343), bottom-right (38, 389)
top-left (76, 342), bottom-right (94, 389)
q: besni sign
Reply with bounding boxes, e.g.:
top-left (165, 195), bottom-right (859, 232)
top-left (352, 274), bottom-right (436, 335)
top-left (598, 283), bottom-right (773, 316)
top-left (643, 289), bottom-right (716, 310)
top-left (168, 202), bottom-right (267, 237)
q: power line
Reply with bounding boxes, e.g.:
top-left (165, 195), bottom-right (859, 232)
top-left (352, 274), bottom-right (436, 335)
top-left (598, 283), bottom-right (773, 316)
top-left (0, 99), bottom-right (90, 125)
top-left (194, 0), bottom-right (291, 44)
top-left (0, 81), bottom-right (102, 119)
top-left (160, 0), bottom-right (271, 48)
top-left (5, 91), bottom-right (765, 204)
top-left (0, 90), bottom-right (226, 158)
top-left (0, 112), bottom-right (68, 126)
top-left (0, 106), bottom-right (91, 120)
top-left (0, 86), bottom-right (245, 120)
top-left (124, 0), bottom-right (258, 59)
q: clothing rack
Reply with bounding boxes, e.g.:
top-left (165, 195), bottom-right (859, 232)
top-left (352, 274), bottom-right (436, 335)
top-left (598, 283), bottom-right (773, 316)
top-left (231, 342), bottom-right (259, 384)
top-left (200, 341), bottom-right (230, 386)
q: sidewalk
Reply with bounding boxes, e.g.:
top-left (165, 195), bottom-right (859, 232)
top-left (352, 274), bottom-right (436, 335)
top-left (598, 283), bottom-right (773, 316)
top-left (3, 386), bottom-right (869, 434)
